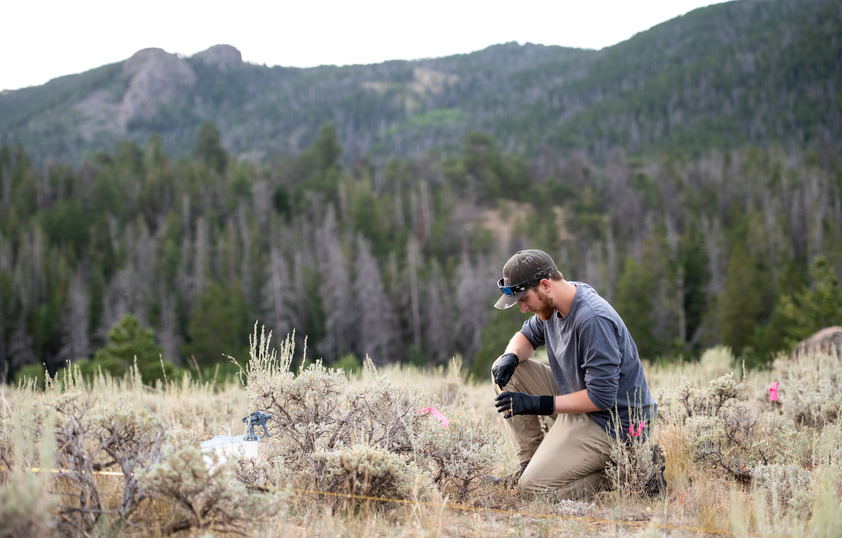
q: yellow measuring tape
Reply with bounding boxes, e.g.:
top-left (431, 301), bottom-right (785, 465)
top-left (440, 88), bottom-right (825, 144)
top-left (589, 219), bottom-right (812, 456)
top-left (3, 466), bottom-right (124, 477)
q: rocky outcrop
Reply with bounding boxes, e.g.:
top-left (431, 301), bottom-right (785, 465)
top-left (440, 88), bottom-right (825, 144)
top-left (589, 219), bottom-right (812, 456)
top-left (793, 326), bottom-right (842, 357)
top-left (193, 45), bottom-right (243, 70)
top-left (119, 48), bottom-right (196, 128)
top-left (74, 48), bottom-right (197, 137)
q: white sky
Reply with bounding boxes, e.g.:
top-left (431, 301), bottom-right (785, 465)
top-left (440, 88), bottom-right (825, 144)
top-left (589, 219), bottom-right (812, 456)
top-left (2, 0), bottom-right (732, 91)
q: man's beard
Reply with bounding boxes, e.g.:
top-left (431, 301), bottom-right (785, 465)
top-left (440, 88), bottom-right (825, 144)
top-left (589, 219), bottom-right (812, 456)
top-left (534, 290), bottom-right (556, 321)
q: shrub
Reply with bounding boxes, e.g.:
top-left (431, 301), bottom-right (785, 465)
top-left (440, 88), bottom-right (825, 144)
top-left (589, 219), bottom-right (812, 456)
top-left (138, 446), bottom-right (263, 534)
top-left (752, 463), bottom-right (814, 520)
top-left (50, 390), bottom-right (169, 533)
top-left (675, 373), bottom-right (758, 478)
top-left (410, 407), bottom-right (504, 500)
top-left (343, 372), bottom-right (423, 454)
top-left (0, 393), bottom-right (57, 538)
top-left (244, 327), bottom-right (423, 484)
top-left (12, 364), bottom-right (48, 389)
top-left (241, 325), bottom-right (502, 507)
top-left (313, 444), bottom-right (434, 509)
top-left (772, 351), bottom-right (842, 429)
top-left (605, 431), bottom-right (665, 499)
top-left (0, 472), bottom-right (57, 537)
top-left (334, 353), bottom-right (362, 377)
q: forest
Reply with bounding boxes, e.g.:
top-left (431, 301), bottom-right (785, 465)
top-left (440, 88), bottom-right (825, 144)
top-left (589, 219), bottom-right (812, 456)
top-left (1, 121), bottom-right (841, 385)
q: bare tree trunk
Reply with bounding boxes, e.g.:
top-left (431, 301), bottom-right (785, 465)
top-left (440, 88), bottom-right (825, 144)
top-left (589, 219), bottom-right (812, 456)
top-left (407, 238), bottom-right (422, 349)
top-left (353, 235), bottom-right (400, 364)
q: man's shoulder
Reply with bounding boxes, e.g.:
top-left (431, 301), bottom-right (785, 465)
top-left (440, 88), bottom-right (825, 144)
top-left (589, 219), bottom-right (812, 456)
top-left (569, 284), bottom-right (620, 327)
top-left (570, 283), bottom-right (607, 316)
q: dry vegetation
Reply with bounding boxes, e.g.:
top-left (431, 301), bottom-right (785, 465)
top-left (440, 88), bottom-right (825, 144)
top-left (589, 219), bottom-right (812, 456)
top-left (1, 327), bottom-right (841, 537)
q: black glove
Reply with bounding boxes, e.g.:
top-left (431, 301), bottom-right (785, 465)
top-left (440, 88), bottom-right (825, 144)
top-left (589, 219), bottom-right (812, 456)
top-left (495, 391), bottom-right (555, 418)
top-left (492, 353), bottom-right (520, 388)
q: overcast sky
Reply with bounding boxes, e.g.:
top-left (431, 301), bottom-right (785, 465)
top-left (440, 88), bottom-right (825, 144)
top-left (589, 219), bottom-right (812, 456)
top-left (3, 0), bottom-right (732, 91)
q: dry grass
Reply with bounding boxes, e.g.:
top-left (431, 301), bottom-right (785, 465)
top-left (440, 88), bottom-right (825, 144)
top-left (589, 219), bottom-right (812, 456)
top-left (2, 340), bottom-right (841, 536)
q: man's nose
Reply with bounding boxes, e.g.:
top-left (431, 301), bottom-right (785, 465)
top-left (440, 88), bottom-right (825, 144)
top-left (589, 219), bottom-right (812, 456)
top-left (519, 302), bottom-right (529, 314)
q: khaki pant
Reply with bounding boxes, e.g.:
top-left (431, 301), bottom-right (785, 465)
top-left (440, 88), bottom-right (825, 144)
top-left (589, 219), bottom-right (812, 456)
top-left (492, 357), bottom-right (613, 500)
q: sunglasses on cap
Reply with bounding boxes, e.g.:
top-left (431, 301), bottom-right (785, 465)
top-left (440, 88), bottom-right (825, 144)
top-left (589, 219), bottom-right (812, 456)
top-left (497, 277), bottom-right (542, 296)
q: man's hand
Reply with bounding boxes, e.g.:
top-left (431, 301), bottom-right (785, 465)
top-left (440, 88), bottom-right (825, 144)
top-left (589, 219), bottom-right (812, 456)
top-left (495, 391), bottom-right (555, 418)
top-left (492, 353), bottom-right (519, 388)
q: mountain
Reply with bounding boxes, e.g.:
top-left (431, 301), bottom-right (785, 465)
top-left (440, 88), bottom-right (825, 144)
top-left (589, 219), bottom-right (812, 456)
top-left (1, 0), bottom-right (840, 165)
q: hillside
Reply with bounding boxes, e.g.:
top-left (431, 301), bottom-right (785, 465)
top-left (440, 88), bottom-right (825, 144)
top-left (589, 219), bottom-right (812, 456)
top-left (1, 0), bottom-right (840, 165)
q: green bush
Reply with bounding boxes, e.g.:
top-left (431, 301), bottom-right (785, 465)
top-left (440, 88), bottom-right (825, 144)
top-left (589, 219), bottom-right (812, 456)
top-left (334, 353), bottom-right (362, 377)
top-left (12, 364), bottom-right (47, 388)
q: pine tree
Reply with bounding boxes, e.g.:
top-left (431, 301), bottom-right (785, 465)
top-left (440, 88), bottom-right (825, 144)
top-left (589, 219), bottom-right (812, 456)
top-left (193, 121), bottom-right (228, 175)
top-left (775, 255), bottom-right (842, 349)
top-left (718, 245), bottom-right (767, 356)
top-left (93, 314), bottom-right (164, 382)
top-left (614, 256), bottom-right (659, 360)
top-left (182, 281), bottom-right (249, 368)
top-left (679, 221), bottom-right (711, 347)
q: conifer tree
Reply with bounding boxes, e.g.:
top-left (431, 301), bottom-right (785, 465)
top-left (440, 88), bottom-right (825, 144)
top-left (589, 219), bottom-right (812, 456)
top-left (93, 314), bottom-right (164, 381)
top-left (182, 281), bottom-right (249, 368)
top-left (614, 257), bottom-right (659, 360)
top-left (775, 255), bottom-right (842, 349)
top-left (718, 245), bottom-right (767, 356)
top-left (193, 121), bottom-right (228, 175)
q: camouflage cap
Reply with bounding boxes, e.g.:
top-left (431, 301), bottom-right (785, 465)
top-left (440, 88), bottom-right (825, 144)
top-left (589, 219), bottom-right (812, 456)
top-left (494, 249), bottom-right (559, 309)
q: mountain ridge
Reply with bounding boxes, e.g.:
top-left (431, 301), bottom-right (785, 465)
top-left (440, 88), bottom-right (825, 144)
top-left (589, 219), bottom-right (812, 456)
top-left (1, 0), bottom-right (840, 165)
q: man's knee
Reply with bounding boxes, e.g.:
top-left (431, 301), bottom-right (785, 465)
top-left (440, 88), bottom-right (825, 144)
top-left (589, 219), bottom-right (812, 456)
top-left (518, 462), bottom-right (609, 501)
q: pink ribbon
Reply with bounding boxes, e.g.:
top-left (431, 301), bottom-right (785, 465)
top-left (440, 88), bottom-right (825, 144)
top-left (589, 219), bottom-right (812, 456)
top-left (628, 421), bottom-right (646, 437)
top-left (416, 407), bottom-right (449, 427)
top-left (770, 381), bottom-right (778, 402)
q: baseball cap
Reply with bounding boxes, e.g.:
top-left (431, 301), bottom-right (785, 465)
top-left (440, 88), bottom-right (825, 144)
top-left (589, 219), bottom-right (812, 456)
top-left (494, 249), bottom-right (559, 309)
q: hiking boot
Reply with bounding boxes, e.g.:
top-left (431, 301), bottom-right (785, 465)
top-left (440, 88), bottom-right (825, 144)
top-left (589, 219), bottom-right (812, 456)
top-left (488, 461), bottom-right (529, 489)
top-left (645, 444), bottom-right (667, 496)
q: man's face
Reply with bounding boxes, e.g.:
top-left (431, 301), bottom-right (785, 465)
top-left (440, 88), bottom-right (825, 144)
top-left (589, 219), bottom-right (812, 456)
top-left (518, 285), bottom-right (555, 321)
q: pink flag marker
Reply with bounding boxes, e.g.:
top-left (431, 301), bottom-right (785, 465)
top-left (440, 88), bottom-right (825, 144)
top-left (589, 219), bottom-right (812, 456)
top-left (417, 407), bottom-right (449, 427)
top-left (628, 422), bottom-right (646, 437)
top-left (770, 381), bottom-right (779, 402)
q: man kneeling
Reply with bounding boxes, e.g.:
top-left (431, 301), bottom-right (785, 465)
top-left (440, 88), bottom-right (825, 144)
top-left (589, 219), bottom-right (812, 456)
top-left (491, 249), bottom-right (658, 500)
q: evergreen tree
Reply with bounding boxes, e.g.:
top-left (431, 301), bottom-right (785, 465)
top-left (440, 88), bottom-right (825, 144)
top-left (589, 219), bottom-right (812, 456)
top-left (614, 256), bottom-right (659, 360)
top-left (775, 255), bottom-right (842, 349)
top-left (193, 121), bottom-right (228, 175)
top-left (679, 222), bottom-right (711, 348)
top-left (182, 281), bottom-right (250, 368)
top-left (717, 245), bottom-right (767, 357)
top-left (92, 314), bottom-right (166, 382)
top-left (0, 269), bottom-right (22, 383)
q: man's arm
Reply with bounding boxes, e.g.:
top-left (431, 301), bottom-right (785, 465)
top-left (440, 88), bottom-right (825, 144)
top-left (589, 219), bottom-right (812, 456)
top-left (553, 389), bottom-right (601, 414)
top-left (504, 332), bottom-right (535, 361)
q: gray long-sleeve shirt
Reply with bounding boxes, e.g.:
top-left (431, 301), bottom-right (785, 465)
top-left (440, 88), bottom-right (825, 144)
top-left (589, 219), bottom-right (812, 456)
top-left (519, 282), bottom-right (656, 438)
